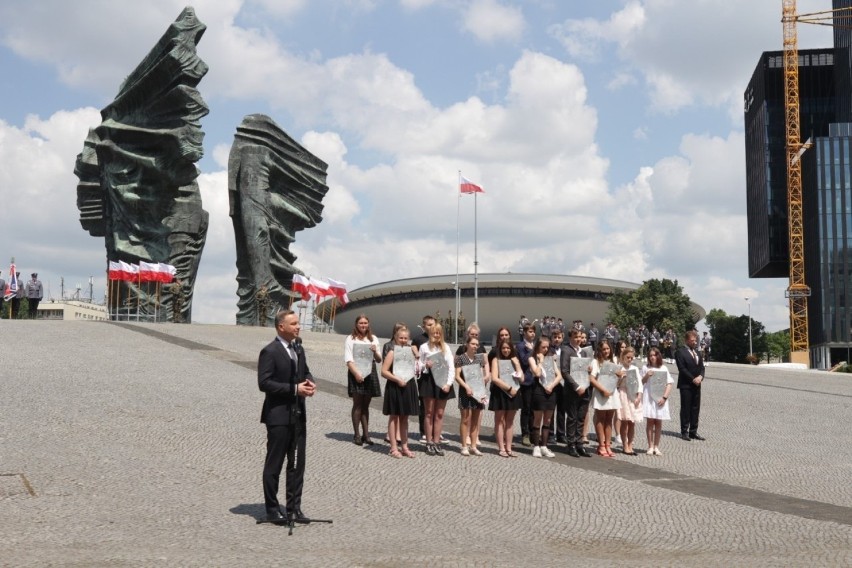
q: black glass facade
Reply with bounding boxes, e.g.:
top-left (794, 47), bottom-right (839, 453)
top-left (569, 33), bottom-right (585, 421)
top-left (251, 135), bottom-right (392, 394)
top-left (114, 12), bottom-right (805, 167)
top-left (744, 49), bottom-right (836, 278)
top-left (745, 1), bottom-right (852, 366)
top-left (803, 124), bottom-right (852, 364)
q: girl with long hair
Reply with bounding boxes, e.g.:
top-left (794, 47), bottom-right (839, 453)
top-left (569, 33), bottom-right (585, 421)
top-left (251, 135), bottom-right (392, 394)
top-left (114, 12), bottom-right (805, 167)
top-left (344, 314), bottom-right (382, 446)
top-left (454, 334), bottom-right (490, 456)
top-left (489, 339), bottom-right (523, 457)
top-left (589, 341), bottom-right (623, 457)
top-left (417, 323), bottom-right (455, 456)
top-left (641, 347), bottom-right (674, 456)
top-left (381, 324), bottom-right (419, 458)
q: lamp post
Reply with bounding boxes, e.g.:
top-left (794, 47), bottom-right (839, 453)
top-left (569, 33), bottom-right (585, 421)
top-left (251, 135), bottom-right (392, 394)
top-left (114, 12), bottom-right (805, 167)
top-left (745, 297), bottom-right (753, 356)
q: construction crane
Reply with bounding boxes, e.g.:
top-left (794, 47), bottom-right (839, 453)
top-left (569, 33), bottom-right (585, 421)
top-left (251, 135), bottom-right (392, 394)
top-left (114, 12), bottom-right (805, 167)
top-left (780, 1), bottom-right (852, 364)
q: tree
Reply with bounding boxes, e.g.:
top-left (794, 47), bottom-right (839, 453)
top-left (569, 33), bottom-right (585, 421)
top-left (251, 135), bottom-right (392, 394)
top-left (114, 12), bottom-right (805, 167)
top-left (764, 330), bottom-right (791, 363)
top-left (607, 278), bottom-right (700, 340)
top-left (705, 308), bottom-right (767, 363)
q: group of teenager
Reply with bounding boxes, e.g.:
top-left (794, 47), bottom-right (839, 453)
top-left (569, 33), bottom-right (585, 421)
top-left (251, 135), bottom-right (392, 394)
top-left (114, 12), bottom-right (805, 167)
top-left (343, 313), bottom-right (706, 460)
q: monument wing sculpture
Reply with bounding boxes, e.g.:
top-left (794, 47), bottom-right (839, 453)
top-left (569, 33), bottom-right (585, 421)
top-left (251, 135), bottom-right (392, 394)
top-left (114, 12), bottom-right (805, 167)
top-left (229, 114), bottom-right (329, 325)
top-left (74, 7), bottom-right (209, 322)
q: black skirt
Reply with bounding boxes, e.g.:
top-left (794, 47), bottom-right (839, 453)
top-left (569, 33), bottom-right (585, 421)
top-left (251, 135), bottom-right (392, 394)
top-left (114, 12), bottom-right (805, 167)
top-left (531, 382), bottom-right (557, 411)
top-left (383, 380), bottom-right (419, 416)
top-left (488, 384), bottom-right (522, 411)
top-left (417, 372), bottom-right (456, 400)
top-left (348, 367), bottom-right (381, 397)
top-left (458, 387), bottom-right (485, 410)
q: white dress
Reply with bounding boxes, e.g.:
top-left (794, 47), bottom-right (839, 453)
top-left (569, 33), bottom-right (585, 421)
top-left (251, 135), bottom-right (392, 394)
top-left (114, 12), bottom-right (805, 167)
top-left (591, 359), bottom-right (622, 411)
top-left (641, 365), bottom-right (673, 421)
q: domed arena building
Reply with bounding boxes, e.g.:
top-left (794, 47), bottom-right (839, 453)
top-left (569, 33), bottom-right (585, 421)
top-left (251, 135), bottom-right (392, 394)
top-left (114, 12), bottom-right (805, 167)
top-left (319, 273), bottom-right (705, 343)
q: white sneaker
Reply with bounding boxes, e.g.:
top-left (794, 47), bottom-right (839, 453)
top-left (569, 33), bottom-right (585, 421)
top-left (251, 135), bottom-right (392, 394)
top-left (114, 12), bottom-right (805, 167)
top-left (532, 446), bottom-right (542, 458)
top-left (614, 435), bottom-right (622, 445)
top-left (541, 446), bottom-right (555, 458)
top-left (420, 435), bottom-right (427, 443)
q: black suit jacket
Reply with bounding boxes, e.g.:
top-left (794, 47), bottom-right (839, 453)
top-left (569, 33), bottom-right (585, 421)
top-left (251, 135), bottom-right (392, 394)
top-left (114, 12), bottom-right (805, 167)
top-left (258, 338), bottom-right (313, 425)
top-left (559, 343), bottom-right (586, 393)
top-left (674, 346), bottom-right (704, 389)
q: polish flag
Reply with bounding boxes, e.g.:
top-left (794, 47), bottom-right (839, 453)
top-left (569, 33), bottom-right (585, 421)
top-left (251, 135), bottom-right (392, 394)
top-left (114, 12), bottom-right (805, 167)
top-left (108, 261), bottom-right (123, 281)
top-left (328, 278), bottom-right (349, 306)
top-left (292, 274), bottom-right (311, 300)
top-left (120, 261), bottom-right (139, 281)
top-left (139, 261), bottom-right (159, 282)
top-left (460, 176), bottom-right (484, 194)
top-left (158, 263), bottom-right (177, 283)
top-left (309, 277), bottom-right (332, 300)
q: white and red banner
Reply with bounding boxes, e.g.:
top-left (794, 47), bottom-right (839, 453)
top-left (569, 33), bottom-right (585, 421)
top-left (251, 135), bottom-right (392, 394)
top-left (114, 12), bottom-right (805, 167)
top-left (308, 277), bottom-right (332, 300)
top-left (121, 261), bottom-right (139, 281)
top-left (292, 274), bottom-right (311, 300)
top-left (138, 261), bottom-right (160, 282)
top-left (328, 278), bottom-right (349, 306)
top-left (4, 262), bottom-right (17, 300)
top-left (108, 261), bottom-right (123, 281)
top-left (460, 175), bottom-right (484, 194)
top-left (158, 263), bottom-right (177, 283)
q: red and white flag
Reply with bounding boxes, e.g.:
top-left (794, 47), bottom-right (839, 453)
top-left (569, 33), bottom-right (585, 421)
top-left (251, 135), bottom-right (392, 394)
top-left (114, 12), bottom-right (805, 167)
top-left (108, 261), bottom-right (123, 281)
top-left (158, 263), bottom-right (177, 283)
top-left (120, 261), bottom-right (139, 281)
top-left (460, 175), bottom-right (484, 194)
top-left (4, 262), bottom-right (17, 301)
top-left (309, 277), bottom-right (332, 300)
top-left (328, 278), bottom-right (349, 306)
top-left (292, 274), bottom-right (310, 300)
top-left (139, 261), bottom-right (159, 282)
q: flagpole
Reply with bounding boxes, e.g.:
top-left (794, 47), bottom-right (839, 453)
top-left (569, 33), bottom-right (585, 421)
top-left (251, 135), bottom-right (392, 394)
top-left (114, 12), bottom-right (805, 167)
top-left (474, 189), bottom-right (479, 326)
top-left (455, 171), bottom-right (461, 343)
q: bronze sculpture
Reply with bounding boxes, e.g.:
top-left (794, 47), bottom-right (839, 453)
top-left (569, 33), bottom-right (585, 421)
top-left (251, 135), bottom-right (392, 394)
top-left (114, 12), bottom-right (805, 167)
top-left (229, 114), bottom-right (329, 325)
top-left (74, 7), bottom-right (209, 322)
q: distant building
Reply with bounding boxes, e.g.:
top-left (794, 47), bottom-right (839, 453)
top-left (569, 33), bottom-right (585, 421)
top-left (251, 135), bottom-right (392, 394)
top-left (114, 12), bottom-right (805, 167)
top-left (744, 1), bottom-right (852, 368)
top-left (37, 301), bottom-right (108, 321)
top-left (320, 273), bottom-right (705, 343)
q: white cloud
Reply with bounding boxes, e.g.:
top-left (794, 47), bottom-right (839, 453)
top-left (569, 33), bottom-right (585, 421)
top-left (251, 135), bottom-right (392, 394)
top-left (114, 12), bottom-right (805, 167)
top-left (247, 0), bottom-right (307, 18)
top-left (462, 0), bottom-right (525, 43)
top-left (399, 0), bottom-right (439, 9)
top-left (548, 0), bottom-right (645, 59)
top-left (550, 0), bottom-right (833, 115)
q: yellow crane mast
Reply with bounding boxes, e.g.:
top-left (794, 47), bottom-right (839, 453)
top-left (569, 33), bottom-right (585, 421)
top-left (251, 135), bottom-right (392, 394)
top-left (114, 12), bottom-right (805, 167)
top-left (781, 0), bottom-right (810, 365)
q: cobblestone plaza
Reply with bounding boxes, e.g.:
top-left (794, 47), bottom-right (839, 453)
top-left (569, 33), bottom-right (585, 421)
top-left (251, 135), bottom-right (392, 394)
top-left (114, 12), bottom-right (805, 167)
top-left (2, 321), bottom-right (851, 566)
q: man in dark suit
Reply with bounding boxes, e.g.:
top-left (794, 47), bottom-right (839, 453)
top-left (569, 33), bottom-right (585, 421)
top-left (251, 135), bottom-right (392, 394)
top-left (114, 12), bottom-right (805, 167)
top-left (559, 329), bottom-right (592, 457)
top-left (259, 310), bottom-right (316, 523)
top-left (675, 330), bottom-right (705, 441)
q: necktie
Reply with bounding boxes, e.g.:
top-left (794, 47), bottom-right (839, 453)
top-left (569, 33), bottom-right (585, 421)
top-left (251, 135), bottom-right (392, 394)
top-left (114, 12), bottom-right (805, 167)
top-left (691, 349), bottom-right (697, 363)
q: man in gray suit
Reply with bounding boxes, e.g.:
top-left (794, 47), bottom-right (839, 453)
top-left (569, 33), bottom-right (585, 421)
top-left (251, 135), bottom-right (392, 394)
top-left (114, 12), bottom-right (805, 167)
top-left (258, 310), bottom-right (316, 523)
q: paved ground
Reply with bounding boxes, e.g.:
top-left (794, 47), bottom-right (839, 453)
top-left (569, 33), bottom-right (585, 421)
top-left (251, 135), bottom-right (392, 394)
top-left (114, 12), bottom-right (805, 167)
top-left (1, 321), bottom-right (851, 567)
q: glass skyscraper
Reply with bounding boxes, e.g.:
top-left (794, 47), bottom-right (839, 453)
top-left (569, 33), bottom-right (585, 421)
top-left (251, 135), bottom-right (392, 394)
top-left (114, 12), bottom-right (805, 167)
top-left (745, 1), bottom-right (852, 367)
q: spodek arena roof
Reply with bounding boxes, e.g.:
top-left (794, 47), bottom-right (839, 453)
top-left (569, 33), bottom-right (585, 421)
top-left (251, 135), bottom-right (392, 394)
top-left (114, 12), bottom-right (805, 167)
top-left (316, 273), bottom-right (705, 343)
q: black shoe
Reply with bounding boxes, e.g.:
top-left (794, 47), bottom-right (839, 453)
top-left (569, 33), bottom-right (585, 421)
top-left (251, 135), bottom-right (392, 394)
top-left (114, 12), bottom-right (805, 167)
top-left (566, 446), bottom-right (580, 458)
top-left (689, 433), bottom-right (706, 441)
top-left (266, 509), bottom-right (287, 524)
top-left (681, 433), bottom-right (691, 441)
top-left (353, 434), bottom-right (362, 445)
top-left (556, 436), bottom-right (568, 444)
top-left (362, 436), bottom-right (375, 446)
top-left (288, 509), bottom-right (309, 524)
top-left (576, 446), bottom-right (592, 457)
top-left (434, 444), bottom-right (445, 456)
top-left (425, 443), bottom-right (436, 456)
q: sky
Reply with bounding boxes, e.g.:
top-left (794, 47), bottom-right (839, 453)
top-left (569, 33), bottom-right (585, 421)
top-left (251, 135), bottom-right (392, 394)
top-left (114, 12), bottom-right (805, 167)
top-left (0, 0), bottom-right (836, 331)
